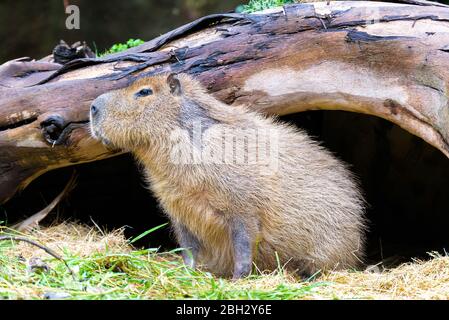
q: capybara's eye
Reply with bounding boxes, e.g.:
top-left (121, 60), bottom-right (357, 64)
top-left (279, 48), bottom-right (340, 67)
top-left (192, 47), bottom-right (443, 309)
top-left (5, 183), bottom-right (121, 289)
top-left (135, 88), bottom-right (153, 98)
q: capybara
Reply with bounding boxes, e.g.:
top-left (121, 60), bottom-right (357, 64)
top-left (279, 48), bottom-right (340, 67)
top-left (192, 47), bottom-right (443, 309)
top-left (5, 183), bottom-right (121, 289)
top-left (89, 73), bottom-right (366, 278)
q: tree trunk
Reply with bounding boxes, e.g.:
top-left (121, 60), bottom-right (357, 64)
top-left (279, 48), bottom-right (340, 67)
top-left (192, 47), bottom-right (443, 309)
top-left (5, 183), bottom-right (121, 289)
top-left (1, 1), bottom-right (449, 204)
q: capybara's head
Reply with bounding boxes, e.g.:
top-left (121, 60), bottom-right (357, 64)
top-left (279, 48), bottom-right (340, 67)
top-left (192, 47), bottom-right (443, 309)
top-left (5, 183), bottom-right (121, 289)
top-left (90, 73), bottom-right (183, 149)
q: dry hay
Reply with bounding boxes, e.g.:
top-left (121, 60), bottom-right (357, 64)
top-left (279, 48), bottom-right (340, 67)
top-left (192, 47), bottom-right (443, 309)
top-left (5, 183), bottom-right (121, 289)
top-left (314, 253), bottom-right (449, 300)
top-left (1, 222), bottom-right (129, 259)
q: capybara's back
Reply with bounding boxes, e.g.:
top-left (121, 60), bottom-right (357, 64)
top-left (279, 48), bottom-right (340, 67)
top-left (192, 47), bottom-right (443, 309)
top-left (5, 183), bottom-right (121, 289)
top-left (252, 123), bottom-right (366, 274)
top-left (89, 73), bottom-right (366, 278)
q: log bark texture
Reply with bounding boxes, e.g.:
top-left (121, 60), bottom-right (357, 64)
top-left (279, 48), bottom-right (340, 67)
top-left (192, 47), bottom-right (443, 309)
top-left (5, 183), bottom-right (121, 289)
top-left (1, 1), bottom-right (449, 204)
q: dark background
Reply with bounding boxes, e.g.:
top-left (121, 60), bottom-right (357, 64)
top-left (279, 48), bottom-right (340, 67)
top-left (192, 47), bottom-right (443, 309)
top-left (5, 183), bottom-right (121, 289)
top-left (0, 0), bottom-right (242, 63)
top-left (2, 0), bottom-right (449, 268)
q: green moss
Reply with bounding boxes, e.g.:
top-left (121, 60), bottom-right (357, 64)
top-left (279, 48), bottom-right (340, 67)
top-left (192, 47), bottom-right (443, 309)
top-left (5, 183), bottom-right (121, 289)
top-left (98, 38), bottom-right (145, 57)
top-left (236, 0), bottom-right (295, 13)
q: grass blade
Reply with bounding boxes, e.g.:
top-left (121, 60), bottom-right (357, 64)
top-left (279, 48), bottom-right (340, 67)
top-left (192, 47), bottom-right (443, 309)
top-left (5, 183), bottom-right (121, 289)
top-left (128, 223), bottom-right (168, 244)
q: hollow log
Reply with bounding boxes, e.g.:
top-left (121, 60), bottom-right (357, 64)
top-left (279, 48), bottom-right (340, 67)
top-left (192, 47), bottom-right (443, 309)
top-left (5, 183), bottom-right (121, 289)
top-left (1, 1), bottom-right (449, 204)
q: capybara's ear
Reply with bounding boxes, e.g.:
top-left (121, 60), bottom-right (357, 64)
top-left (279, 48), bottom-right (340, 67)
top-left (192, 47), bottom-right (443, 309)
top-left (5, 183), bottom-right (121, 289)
top-left (167, 73), bottom-right (182, 96)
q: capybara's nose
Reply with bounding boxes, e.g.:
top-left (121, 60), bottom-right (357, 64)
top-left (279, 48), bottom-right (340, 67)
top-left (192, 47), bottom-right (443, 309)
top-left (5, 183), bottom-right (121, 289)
top-left (90, 104), bottom-right (99, 117)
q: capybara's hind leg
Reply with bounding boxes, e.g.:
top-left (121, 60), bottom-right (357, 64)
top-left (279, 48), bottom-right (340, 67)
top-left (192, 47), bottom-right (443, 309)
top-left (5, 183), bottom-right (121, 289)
top-left (229, 217), bottom-right (255, 279)
top-left (173, 221), bottom-right (202, 269)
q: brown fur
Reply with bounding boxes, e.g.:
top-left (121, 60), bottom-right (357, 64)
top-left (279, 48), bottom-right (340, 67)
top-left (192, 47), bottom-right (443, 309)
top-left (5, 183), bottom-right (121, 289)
top-left (90, 73), bottom-right (367, 277)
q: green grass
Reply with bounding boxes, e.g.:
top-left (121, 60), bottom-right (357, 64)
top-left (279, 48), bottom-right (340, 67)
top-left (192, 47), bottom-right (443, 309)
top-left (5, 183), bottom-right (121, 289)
top-left (0, 223), bottom-right (327, 300)
top-left (237, 0), bottom-right (296, 13)
top-left (97, 38), bottom-right (145, 57)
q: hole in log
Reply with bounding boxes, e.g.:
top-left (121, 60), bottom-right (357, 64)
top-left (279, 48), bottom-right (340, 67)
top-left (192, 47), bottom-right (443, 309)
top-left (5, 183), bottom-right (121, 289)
top-left (40, 115), bottom-right (90, 145)
top-left (3, 110), bottom-right (449, 266)
top-left (40, 115), bottom-right (67, 144)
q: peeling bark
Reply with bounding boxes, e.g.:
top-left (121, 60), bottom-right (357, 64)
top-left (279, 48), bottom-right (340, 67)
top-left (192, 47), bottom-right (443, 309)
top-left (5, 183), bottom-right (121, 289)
top-left (1, 1), bottom-right (449, 203)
